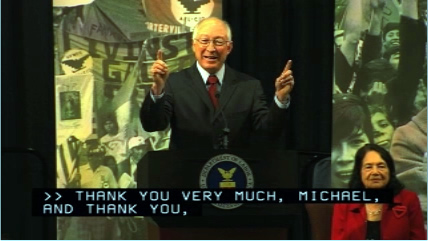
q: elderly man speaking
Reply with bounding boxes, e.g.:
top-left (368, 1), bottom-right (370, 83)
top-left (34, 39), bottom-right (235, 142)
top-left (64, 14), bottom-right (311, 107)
top-left (141, 17), bottom-right (294, 150)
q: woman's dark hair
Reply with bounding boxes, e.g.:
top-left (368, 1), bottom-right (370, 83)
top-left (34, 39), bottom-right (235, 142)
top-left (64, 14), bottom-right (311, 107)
top-left (332, 94), bottom-right (374, 145)
top-left (348, 143), bottom-right (404, 195)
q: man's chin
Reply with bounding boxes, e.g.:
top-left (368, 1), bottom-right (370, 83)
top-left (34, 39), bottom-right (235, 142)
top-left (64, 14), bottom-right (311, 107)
top-left (202, 66), bottom-right (220, 73)
top-left (199, 61), bottom-right (221, 71)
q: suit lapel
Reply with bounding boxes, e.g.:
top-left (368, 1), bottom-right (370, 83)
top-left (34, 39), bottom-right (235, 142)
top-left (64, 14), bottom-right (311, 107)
top-left (187, 64), bottom-right (215, 113)
top-left (213, 65), bottom-right (239, 121)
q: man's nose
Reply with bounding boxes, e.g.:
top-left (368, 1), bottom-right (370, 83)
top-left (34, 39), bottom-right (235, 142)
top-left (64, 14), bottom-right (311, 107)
top-left (206, 41), bottom-right (216, 51)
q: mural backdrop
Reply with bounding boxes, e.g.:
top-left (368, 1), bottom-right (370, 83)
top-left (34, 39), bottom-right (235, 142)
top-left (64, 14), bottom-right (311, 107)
top-left (54, 0), bottom-right (222, 239)
top-left (53, 0), bottom-right (427, 238)
top-left (332, 0), bottom-right (427, 224)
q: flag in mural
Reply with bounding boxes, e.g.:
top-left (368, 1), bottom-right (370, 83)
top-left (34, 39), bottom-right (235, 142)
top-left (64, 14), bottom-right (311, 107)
top-left (56, 73), bottom-right (94, 187)
top-left (53, 0), bottom-right (222, 239)
top-left (332, 0), bottom-right (427, 222)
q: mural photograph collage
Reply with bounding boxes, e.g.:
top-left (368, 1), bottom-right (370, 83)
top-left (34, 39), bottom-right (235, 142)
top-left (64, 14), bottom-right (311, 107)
top-left (53, 0), bottom-right (427, 239)
top-left (332, 0), bottom-right (427, 224)
top-left (54, 0), bottom-right (222, 239)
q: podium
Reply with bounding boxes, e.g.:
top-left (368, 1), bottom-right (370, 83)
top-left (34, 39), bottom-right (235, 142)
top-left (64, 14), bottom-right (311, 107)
top-left (137, 149), bottom-right (306, 240)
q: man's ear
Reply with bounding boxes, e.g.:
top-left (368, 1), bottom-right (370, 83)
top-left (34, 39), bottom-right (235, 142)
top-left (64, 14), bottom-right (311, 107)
top-left (192, 40), bottom-right (197, 54)
top-left (227, 42), bottom-right (233, 55)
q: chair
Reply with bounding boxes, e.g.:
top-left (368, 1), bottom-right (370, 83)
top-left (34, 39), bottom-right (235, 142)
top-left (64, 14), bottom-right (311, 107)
top-left (303, 157), bottom-right (334, 240)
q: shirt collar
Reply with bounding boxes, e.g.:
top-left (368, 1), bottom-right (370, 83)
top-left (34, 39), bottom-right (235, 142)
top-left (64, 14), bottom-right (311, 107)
top-left (196, 61), bottom-right (224, 85)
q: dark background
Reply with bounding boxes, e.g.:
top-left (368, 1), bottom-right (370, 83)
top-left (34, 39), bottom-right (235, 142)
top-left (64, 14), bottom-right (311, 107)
top-left (2, 0), bottom-right (333, 239)
top-left (224, 0), bottom-right (333, 151)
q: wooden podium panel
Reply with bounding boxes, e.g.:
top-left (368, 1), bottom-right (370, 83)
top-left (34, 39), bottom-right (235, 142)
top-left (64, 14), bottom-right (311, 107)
top-left (138, 149), bottom-right (300, 189)
top-left (138, 150), bottom-right (305, 240)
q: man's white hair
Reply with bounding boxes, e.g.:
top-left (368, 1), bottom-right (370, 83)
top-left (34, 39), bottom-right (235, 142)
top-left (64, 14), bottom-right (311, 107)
top-left (192, 17), bottom-right (232, 41)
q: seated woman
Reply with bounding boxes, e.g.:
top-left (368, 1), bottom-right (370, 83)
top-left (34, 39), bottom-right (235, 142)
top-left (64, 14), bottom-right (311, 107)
top-left (331, 143), bottom-right (426, 240)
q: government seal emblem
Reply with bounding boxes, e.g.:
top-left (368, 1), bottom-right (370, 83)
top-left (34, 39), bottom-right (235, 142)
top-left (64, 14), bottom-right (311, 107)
top-left (199, 153), bottom-right (254, 209)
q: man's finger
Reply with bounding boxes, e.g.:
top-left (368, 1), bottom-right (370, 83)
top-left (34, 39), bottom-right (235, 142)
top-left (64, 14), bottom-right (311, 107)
top-left (157, 49), bottom-right (163, 61)
top-left (280, 76), bottom-right (294, 85)
top-left (283, 60), bottom-right (293, 73)
top-left (277, 70), bottom-right (292, 81)
top-left (282, 70), bottom-right (292, 77)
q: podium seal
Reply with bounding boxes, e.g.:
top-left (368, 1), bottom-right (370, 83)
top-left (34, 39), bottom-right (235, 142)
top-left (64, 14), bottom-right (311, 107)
top-left (199, 153), bottom-right (254, 209)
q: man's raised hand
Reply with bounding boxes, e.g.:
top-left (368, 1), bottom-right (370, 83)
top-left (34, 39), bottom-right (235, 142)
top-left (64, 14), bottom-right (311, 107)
top-left (151, 49), bottom-right (170, 95)
top-left (275, 60), bottom-right (294, 101)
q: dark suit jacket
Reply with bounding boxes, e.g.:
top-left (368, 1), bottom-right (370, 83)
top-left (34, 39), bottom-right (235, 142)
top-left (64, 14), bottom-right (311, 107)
top-left (331, 189), bottom-right (426, 240)
top-left (140, 63), bottom-right (287, 150)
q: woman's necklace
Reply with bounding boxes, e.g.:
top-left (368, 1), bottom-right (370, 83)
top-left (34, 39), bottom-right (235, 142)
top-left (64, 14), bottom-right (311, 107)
top-left (368, 208), bottom-right (382, 216)
top-left (366, 204), bottom-right (382, 216)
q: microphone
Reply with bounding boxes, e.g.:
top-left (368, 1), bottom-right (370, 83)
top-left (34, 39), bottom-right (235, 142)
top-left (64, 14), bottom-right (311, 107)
top-left (215, 93), bottom-right (230, 149)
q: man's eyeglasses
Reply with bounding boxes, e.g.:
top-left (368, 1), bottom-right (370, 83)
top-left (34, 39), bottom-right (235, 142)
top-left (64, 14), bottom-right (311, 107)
top-left (194, 38), bottom-right (232, 47)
